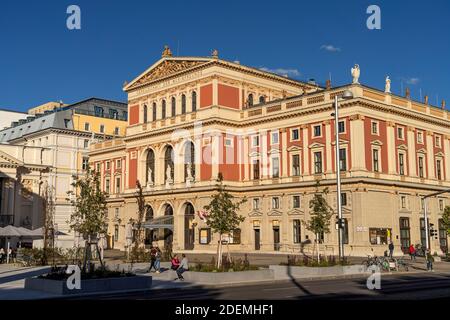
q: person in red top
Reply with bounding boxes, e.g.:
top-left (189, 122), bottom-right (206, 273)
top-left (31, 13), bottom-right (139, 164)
top-left (408, 244), bottom-right (416, 261)
top-left (171, 254), bottom-right (180, 270)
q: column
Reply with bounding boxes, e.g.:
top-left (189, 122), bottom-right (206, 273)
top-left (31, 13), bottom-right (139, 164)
top-left (243, 136), bottom-right (250, 181)
top-left (407, 127), bottom-right (416, 177)
top-left (444, 135), bottom-right (450, 180)
top-left (212, 76), bottom-right (218, 106)
top-left (426, 131), bottom-right (435, 179)
top-left (324, 120), bottom-right (332, 173)
top-left (349, 115), bottom-right (367, 171)
top-left (211, 133), bottom-right (220, 180)
top-left (301, 125), bottom-right (309, 175)
top-left (281, 128), bottom-right (288, 178)
top-left (386, 121), bottom-right (396, 174)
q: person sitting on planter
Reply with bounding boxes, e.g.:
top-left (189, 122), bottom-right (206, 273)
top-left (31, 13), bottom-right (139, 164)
top-left (171, 254), bottom-right (180, 271)
top-left (175, 254), bottom-right (189, 281)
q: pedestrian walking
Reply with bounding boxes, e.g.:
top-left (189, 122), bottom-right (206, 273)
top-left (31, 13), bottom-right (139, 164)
top-left (388, 241), bottom-right (394, 259)
top-left (148, 246), bottom-right (157, 273)
top-left (154, 246), bottom-right (161, 273)
top-left (426, 250), bottom-right (434, 272)
top-left (408, 244), bottom-right (416, 261)
top-left (176, 254), bottom-right (189, 281)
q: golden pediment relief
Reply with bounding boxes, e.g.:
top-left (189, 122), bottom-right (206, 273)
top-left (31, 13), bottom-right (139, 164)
top-left (130, 60), bottom-right (208, 89)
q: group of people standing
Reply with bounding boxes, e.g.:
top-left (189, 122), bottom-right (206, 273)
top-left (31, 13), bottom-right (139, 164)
top-left (388, 242), bottom-right (435, 271)
top-left (0, 247), bottom-right (16, 264)
top-left (147, 245), bottom-right (189, 280)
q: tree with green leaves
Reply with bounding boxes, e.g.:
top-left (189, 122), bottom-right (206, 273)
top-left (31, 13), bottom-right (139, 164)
top-left (443, 206), bottom-right (450, 235)
top-left (204, 173), bottom-right (246, 268)
top-left (131, 180), bottom-right (146, 261)
top-left (304, 180), bottom-right (334, 263)
top-left (66, 165), bottom-right (108, 272)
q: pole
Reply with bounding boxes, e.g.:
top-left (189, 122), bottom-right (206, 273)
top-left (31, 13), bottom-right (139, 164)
top-left (424, 197), bottom-right (429, 251)
top-left (334, 95), bottom-right (344, 260)
top-left (6, 241), bottom-right (10, 264)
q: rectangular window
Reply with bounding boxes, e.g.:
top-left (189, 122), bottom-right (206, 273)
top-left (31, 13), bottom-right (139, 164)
top-left (252, 135), bottom-right (259, 147)
top-left (114, 127), bottom-right (120, 135)
top-left (439, 199), bottom-right (444, 211)
top-left (373, 149), bottom-right (379, 172)
top-left (253, 160), bottom-right (260, 180)
top-left (84, 139), bottom-right (89, 149)
top-left (105, 178), bottom-right (110, 194)
top-left (339, 148), bottom-right (347, 171)
top-left (418, 156), bottom-right (425, 178)
top-left (271, 131), bottom-right (279, 144)
top-left (293, 195), bottom-right (301, 209)
top-left (436, 159), bottom-right (442, 180)
top-left (371, 121), bottom-right (379, 135)
top-left (96, 162), bottom-right (101, 172)
top-left (272, 197), bottom-right (280, 209)
top-left (399, 217), bottom-right (411, 253)
top-left (399, 153), bottom-right (405, 175)
top-left (293, 220), bottom-right (301, 244)
top-left (397, 127), bottom-right (404, 139)
top-left (338, 121), bottom-right (345, 133)
top-left (420, 218), bottom-right (428, 247)
top-left (106, 161), bottom-right (110, 170)
top-left (100, 124), bottom-right (105, 133)
top-left (401, 195), bottom-right (406, 208)
top-left (342, 218), bottom-right (349, 244)
top-left (292, 154), bottom-right (300, 176)
top-left (109, 109), bottom-right (118, 119)
top-left (94, 106), bottom-right (104, 117)
top-left (291, 129), bottom-right (300, 141)
top-left (228, 229), bottom-right (241, 244)
top-left (314, 151), bottom-right (322, 174)
top-left (114, 225), bottom-right (119, 241)
top-left (116, 159), bottom-right (122, 169)
top-left (64, 119), bottom-right (70, 128)
top-left (199, 228), bottom-right (211, 244)
top-left (82, 157), bottom-right (89, 171)
top-left (439, 219), bottom-right (448, 254)
top-left (272, 157), bottom-right (280, 178)
top-left (369, 228), bottom-right (392, 245)
top-left (341, 193), bottom-right (347, 206)
top-left (417, 131), bottom-right (423, 144)
top-left (313, 125), bottom-right (321, 137)
top-left (84, 122), bottom-right (90, 131)
top-left (252, 198), bottom-right (260, 210)
top-left (115, 177), bottom-right (121, 193)
top-left (435, 136), bottom-right (441, 148)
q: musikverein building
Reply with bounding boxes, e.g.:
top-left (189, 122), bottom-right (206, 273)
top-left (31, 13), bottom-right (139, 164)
top-left (89, 47), bottom-right (449, 257)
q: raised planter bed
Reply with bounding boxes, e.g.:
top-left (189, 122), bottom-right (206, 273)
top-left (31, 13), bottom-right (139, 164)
top-left (24, 275), bottom-right (152, 295)
top-left (269, 265), bottom-right (368, 280)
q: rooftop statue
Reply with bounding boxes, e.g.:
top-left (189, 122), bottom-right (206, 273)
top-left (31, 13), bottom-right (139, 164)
top-left (385, 76), bottom-right (391, 93)
top-left (351, 64), bottom-right (360, 84)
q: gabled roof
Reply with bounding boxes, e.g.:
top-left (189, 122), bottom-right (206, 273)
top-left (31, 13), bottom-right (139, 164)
top-left (124, 56), bottom-right (318, 92)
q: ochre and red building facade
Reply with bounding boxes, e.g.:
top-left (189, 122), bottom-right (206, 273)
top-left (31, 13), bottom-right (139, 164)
top-left (89, 48), bottom-right (450, 257)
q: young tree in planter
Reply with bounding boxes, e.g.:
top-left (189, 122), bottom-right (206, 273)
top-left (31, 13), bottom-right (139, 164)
top-left (67, 165), bottom-right (108, 272)
top-left (204, 173), bottom-right (246, 269)
top-left (131, 180), bottom-right (146, 262)
top-left (304, 180), bottom-right (334, 263)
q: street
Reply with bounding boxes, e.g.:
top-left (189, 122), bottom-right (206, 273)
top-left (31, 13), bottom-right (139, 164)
top-left (67, 271), bottom-right (450, 300)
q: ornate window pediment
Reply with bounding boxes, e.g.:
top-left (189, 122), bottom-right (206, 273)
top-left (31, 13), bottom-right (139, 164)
top-left (287, 208), bottom-right (304, 215)
top-left (249, 210), bottom-right (263, 217)
top-left (287, 146), bottom-right (302, 152)
top-left (268, 148), bottom-right (281, 155)
top-left (309, 142), bottom-right (325, 149)
top-left (268, 209), bottom-right (282, 216)
top-left (331, 138), bottom-right (349, 146)
top-left (371, 139), bottom-right (383, 146)
top-left (397, 144), bottom-right (408, 150)
top-left (249, 152), bottom-right (260, 158)
top-left (417, 148), bottom-right (427, 154)
top-left (435, 151), bottom-right (445, 157)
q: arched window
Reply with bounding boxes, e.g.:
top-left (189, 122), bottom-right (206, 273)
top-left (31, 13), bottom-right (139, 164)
top-left (164, 146), bottom-right (174, 182)
top-left (192, 91), bottom-right (197, 112)
top-left (248, 94), bottom-right (254, 107)
top-left (145, 205), bottom-right (154, 221)
top-left (161, 100), bottom-right (166, 119)
top-left (184, 141), bottom-right (195, 181)
top-left (146, 149), bottom-right (155, 184)
top-left (171, 97), bottom-right (176, 117)
top-left (181, 94), bottom-right (186, 114)
top-left (143, 104), bottom-right (148, 123)
top-left (152, 102), bottom-right (157, 121)
top-left (164, 204), bottom-right (173, 216)
top-left (185, 202), bottom-right (195, 215)
top-left (259, 96), bottom-right (266, 104)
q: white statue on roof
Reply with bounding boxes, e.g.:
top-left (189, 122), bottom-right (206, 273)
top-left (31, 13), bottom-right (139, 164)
top-left (351, 64), bottom-right (360, 84)
top-left (385, 76), bottom-right (391, 93)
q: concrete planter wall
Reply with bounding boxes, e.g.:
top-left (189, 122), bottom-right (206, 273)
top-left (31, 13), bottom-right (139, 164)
top-left (269, 265), bottom-right (368, 280)
top-left (24, 276), bottom-right (152, 295)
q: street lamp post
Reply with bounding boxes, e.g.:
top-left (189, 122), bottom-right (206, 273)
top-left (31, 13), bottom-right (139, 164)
top-left (333, 90), bottom-right (353, 260)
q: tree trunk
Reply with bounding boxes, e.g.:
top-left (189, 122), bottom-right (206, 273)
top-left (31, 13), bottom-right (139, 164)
top-left (316, 233), bottom-right (320, 263)
top-left (217, 234), bottom-right (223, 269)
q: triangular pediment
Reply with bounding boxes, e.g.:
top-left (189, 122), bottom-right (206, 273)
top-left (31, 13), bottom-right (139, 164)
top-left (371, 139), bottom-right (383, 146)
top-left (124, 57), bottom-right (212, 91)
top-left (287, 146), bottom-right (302, 152)
top-left (397, 144), bottom-right (408, 150)
top-left (0, 150), bottom-right (23, 166)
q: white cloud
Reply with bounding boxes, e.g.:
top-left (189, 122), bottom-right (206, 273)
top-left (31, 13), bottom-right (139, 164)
top-left (320, 44), bottom-right (341, 52)
top-left (259, 67), bottom-right (301, 77)
top-left (406, 77), bottom-right (420, 85)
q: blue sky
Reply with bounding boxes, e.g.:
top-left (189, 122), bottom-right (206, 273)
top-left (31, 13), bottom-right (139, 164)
top-left (1, 0), bottom-right (449, 111)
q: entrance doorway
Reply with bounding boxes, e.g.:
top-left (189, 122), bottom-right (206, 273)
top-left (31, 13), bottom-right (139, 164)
top-left (184, 203), bottom-right (195, 250)
top-left (399, 217), bottom-right (410, 254)
top-left (254, 228), bottom-right (260, 251)
top-left (273, 227), bottom-right (280, 251)
top-left (163, 205), bottom-right (174, 251)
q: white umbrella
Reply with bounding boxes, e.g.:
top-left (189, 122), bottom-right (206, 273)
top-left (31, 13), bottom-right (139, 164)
top-left (29, 227), bottom-right (67, 237)
top-left (0, 225), bottom-right (22, 237)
